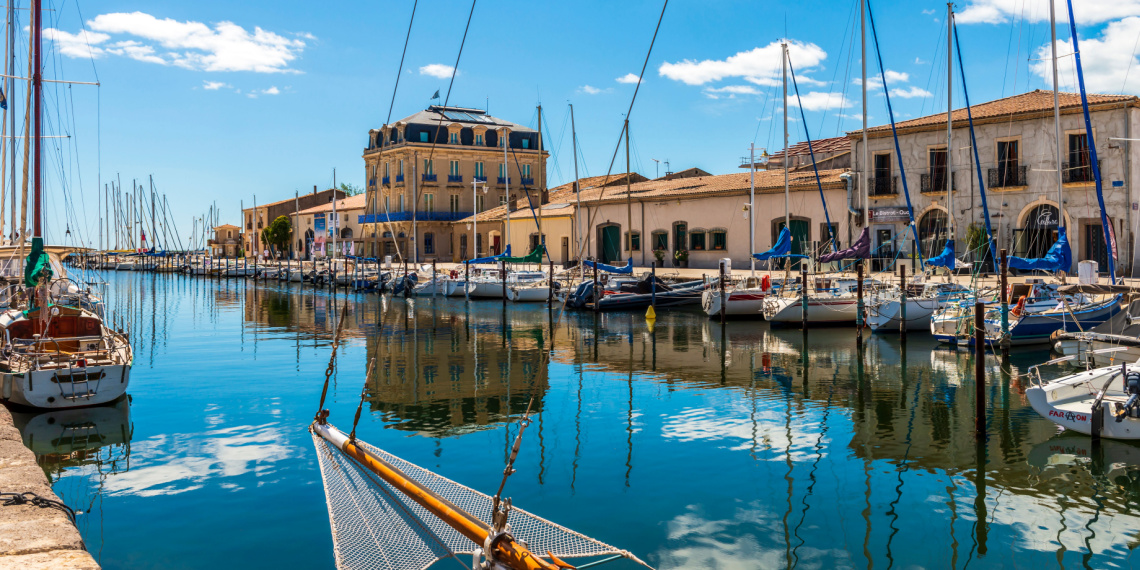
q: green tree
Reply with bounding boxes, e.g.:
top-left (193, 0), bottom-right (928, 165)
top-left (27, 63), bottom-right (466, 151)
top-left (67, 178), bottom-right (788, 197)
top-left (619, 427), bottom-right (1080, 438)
top-left (261, 215), bottom-right (292, 257)
top-left (339, 182), bottom-right (363, 196)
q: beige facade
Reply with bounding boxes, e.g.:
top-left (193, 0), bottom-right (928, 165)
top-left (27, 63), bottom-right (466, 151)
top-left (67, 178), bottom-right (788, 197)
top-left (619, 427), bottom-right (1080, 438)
top-left (209, 224), bottom-right (241, 257)
top-left (241, 188), bottom-right (345, 258)
top-left (290, 194), bottom-right (367, 259)
top-left (362, 105), bottom-right (548, 263)
top-left (848, 90), bottom-right (1139, 274)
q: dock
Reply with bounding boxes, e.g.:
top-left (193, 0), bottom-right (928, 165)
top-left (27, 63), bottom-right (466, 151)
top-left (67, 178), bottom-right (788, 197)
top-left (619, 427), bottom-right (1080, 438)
top-left (0, 404), bottom-right (99, 570)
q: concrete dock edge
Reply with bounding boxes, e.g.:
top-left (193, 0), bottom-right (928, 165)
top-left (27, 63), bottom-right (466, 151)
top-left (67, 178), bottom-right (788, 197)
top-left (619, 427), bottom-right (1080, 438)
top-left (0, 404), bottom-right (99, 570)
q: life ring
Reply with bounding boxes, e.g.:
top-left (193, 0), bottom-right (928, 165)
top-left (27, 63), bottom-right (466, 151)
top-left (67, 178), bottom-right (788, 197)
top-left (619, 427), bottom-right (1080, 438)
top-left (1010, 295), bottom-right (1027, 318)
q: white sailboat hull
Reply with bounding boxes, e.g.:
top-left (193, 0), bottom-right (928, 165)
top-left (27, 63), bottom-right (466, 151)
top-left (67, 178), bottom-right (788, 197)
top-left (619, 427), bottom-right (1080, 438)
top-left (1027, 366), bottom-right (1140, 440)
top-left (763, 296), bottom-right (858, 324)
top-left (702, 289), bottom-right (766, 318)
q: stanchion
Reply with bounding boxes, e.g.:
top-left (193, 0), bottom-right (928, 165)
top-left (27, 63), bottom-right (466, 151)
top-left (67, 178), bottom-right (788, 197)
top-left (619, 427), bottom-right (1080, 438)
top-left (974, 299), bottom-right (986, 439)
top-left (856, 260), bottom-right (864, 345)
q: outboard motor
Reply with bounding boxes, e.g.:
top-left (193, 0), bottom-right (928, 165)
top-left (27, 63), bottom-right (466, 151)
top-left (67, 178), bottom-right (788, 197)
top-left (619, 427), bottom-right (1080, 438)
top-left (1114, 370), bottom-right (1140, 421)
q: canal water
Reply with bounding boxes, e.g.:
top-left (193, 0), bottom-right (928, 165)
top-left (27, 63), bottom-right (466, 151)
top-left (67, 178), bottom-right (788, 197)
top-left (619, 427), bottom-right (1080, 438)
top-left (13, 270), bottom-right (1140, 568)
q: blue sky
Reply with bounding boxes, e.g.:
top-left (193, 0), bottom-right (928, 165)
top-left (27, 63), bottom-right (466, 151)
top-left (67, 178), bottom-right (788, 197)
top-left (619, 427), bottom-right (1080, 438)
top-left (25, 0), bottom-right (1140, 246)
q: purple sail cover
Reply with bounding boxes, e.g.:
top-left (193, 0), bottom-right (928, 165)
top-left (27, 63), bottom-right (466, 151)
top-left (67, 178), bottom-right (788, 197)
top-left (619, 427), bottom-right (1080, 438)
top-left (819, 228), bottom-right (870, 263)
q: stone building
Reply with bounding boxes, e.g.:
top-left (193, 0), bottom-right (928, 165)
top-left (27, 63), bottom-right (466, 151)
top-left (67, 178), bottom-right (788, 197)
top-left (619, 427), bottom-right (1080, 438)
top-left (290, 194), bottom-right (366, 259)
top-left (241, 187), bottom-right (346, 258)
top-left (848, 90), bottom-right (1139, 274)
top-left (209, 224), bottom-right (241, 257)
top-left (361, 105), bottom-right (548, 262)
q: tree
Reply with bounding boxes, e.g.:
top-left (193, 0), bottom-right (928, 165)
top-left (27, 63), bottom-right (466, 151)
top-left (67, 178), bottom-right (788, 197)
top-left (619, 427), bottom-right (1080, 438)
top-left (339, 182), bottom-right (363, 196)
top-left (261, 215), bottom-right (292, 257)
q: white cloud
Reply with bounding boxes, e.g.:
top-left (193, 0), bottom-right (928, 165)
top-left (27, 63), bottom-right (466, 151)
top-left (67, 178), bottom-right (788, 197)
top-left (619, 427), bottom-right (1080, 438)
top-left (789, 91), bottom-right (853, 111)
top-left (616, 73), bottom-right (641, 84)
top-left (578, 85), bottom-right (609, 95)
top-left (890, 86), bottom-right (933, 99)
top-left (956, 0), bottom-right (1140, 25)
top-left (43, 28), bottom-right (110, 59)
top-left (419, 63), bottom-right (454, 78)
top-left (1029, 16), bottom-right (1140, 94)
top-left (922, 8), bottom-right (937, 15)
top-left (262, 86), bottom-right (280, 95)
top-left (659, 39), bottom-right (827, 86)
top-left (854, 69), bottom-right (910, 90)
top-left (203, 80), bottom-right (228, 90)
top-left (915, 57), bottom-right (927, 64)
top-left (47, 12), bottom-right (309, 73)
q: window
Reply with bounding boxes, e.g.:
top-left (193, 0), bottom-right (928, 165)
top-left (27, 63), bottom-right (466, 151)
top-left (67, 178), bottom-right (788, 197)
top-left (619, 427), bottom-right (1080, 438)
top-left (449, 132), bottom-right (458, 144)
top-left (1067, 133), bottom-right (1093, 183)
top-left (499, 194), bottom-right (508, 207)
top-left (522, 138), bottom-right (530, 149)
top-left (690, 229), bottom-right (706, 251)
top-left (399, 160), bottom-right (404, 176)
top-left (424, 193), bottom-right (435, 211)
top-left (872, 153), bottom-right (893, 195)
top-left (424, 232), bottom-right (435, 255)
top-left (529, 233), bottom-right (543, 251)
top-left (652, 231), bottom-right (668, 251)
top-left (419, 131), bottom-right (429, 143)
top-left (996, 140), bottom-right (1020, 187)
top-left (384, 195), bottom-right (390, 212)
top-left (710, 229), bottom-right (727, 250)
top-left (673, 222), bottom-right (687, 251)
top-left (927, 148), bottom-right (948, 193)
top-left (499, 163), bottom-right (506, 178)
top-left (476, 195), bottom-right (485, 212)
top-left (522, 164), bottom-right (531, 178)
top-left (423, 159), bottom-right (434, 175)
top-left (398, 194), bottom-right (405, 211)
top-left (450, 195), bottom-right (461, 213)
top-left (384, 162), bottom-right (390, 177)
top-left (626, 231), bottom-right (641, 252)
top-left (449, 160), bottom-right (460, 176)
top-left (475, 133), bottom-right (484, 146)
top-left (474, 162), bottom-right (483, 178)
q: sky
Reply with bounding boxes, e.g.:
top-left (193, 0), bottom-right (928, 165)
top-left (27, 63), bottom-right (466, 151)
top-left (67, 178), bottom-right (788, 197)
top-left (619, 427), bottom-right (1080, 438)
top-left (20, 0), bottom-right (1140, 247)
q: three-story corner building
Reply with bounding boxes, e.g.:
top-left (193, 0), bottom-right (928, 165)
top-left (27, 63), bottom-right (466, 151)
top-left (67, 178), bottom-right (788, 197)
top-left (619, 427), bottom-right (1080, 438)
top-left (361, 105), bottom-right (548, 262)
top-left (848, 90), bottom-right (1139, 274)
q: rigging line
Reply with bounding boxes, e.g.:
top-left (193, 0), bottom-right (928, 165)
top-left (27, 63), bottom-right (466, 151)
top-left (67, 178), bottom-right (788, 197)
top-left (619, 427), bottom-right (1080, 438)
top-left (816, 0), bottom-right (857, 139)
top-left (422, 0), bottom-right (476, 170)
top-left (787, 56), bottom-right (838, 252)
top-left (833, 1), bottom-right (859, 138)
top-left (583, 0), bottom-right (668, 238)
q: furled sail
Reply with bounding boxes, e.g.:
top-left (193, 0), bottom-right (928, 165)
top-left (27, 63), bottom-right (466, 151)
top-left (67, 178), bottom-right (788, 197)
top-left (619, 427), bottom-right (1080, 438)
top-left (1008, 227), bottom-right (1072, 273)
top-left (924, 239), bottom-right (969, 270)
top-left (819, 228), bottom-right (870, 263)
top-left (753, 227), bottom-right (806, 261)
top-left (583, 257), bottom-right (633, 274)
top-left (463, 245), bottom-right (512, 265)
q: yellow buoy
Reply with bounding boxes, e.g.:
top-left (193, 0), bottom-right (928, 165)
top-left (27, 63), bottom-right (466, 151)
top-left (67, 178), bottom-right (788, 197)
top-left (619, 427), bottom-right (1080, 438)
top-left (645, 305), bottom-right (657, 320)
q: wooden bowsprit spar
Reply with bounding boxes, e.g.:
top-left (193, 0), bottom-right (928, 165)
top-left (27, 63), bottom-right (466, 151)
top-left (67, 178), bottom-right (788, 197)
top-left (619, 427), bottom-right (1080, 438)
top-left (311, 308), bottom-right (650, 570)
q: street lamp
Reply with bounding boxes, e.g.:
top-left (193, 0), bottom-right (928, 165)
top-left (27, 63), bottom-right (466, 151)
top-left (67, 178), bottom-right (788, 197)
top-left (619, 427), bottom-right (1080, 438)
top-left (472, 178), bottom-right (489, 258)
top-left (651, 158), bottom-right (660, 179)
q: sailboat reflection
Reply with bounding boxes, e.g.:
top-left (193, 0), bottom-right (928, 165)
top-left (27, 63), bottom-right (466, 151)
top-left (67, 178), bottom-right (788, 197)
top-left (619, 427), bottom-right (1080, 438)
top-left (9, 396), bottom-right (132, 478)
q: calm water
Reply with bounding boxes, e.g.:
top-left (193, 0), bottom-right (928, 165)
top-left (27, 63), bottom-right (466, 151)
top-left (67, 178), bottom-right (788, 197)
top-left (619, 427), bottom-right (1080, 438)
top-left (13, 270), bottom-right (1140, 569)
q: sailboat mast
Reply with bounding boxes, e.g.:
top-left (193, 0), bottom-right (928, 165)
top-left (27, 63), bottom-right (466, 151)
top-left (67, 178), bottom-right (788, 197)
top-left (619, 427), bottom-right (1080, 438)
top-left (861, 0), bottom-right (868, 227)
top-left (782, 42), bottom-right (789, 239)
top-left (31, 0), bottom-right (40, 239)
top-left (750, 142), bottom-right (755, 277)
top-left (570, 104), bottom-right (581, 261)
top-left (6, 0), bottom-right (11, 245)
top-left (946, 3), bottom-right (954, 244)
top-left (537, 104), bottom-right (544, 258)
top-left (625, 118), bottom-right (631, 264)
top-left (1049, 0), bottom-right (1064, 229)
top-left (150, 175), bottom-right (156, 249)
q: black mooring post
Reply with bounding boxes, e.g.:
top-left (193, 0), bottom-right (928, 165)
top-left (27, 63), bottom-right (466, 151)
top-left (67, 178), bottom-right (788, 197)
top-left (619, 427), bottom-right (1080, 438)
top-left (719, 260), bottom-right (727, 325)
top-left (501, 260), bottom-right (507, 306)
top-left (432, 259), bottom-right (437, 296)
top-left (975, 299), bottom-right (986, 439)
top-left (548, 258), bottom-right (554, 306)
top-left (593, 260), bottom-right (599, 313)
top-left (899, 263), bottom-right (907, 340)
top-left (856, 260), bottom-right (864, 345)
top-left (999, 248), bottom-right (1010, 361)
top-left (801, 264), bottom-right (808, 331)
top-left (651, 261), bottom-right (656, 307)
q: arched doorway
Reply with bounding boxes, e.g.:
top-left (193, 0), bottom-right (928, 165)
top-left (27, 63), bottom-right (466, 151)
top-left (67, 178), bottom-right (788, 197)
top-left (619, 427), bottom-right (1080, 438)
top-left (917, 209), bottom-right (949, 259)
top-left (1015, 203), bottom-right (1060, 260)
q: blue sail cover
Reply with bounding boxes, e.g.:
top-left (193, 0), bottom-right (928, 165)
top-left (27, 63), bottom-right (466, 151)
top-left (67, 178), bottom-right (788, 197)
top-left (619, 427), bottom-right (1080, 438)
top-left (754, 227), bottom-right (807, 261)
top-left (463, 244), bottom-right (511, 265)
top-left (819, 228), bottom-right (870, 263)
top-left (1009, 227), bottom-right (1072, 272)
top-left (583, 257), bottom-right (633, 274)
top-left (924, 240), bottom-right (957, 269)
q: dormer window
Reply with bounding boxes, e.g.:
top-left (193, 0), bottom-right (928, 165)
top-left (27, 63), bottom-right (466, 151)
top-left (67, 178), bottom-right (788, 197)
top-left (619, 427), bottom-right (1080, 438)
top-left (450, 132), bottom-right (458, 144)
top-left (475, 134), bottom-right (484, 146)
top-left (419, 131), bottom-right (429, 143)
top-left (522, 138), bottom-right (530, 149)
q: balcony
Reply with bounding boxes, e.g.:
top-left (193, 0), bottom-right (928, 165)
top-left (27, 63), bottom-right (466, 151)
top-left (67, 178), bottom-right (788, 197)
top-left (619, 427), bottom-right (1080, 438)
top-left (447, 175), bottom-right (463, 184)
top-left (1063, 160), bottom-right (1099, 184)
top-left (497, 176), bottom-right (511, 185)
top-left (359, 211), bottom-right (474, 223)
top-left (987, 165), bottom-right (1027, 188)
top-left (422, 174), bottom-right (437, 182)
top-left (919, 171), bottom-right (955, 194)
top-left (382, 176), bottom-right (390, 185)
top-left (520, 177), bottom-right (534, 186)
top-left (869, 176), bottom-right (897, 196)
top-left (395, 174), bottom-right (405, 184)
top-left (368, 178), bottom-right (376, 188)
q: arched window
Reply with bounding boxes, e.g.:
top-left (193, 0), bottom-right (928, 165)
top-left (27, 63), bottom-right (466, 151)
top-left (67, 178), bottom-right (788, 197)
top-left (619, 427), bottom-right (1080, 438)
top-left (1017, 204), bottom-right (1060, 260)
top-left (918, 209), bottom-right (949, 258)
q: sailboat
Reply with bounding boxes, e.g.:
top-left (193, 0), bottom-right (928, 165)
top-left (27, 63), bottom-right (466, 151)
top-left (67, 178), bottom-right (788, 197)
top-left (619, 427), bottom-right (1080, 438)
top-left (0, 1), bottom-right (132, 409)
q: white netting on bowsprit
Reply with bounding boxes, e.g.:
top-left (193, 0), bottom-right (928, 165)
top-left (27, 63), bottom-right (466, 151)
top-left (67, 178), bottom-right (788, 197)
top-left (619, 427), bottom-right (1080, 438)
top-left (312, 427), bottom-right (647, 570)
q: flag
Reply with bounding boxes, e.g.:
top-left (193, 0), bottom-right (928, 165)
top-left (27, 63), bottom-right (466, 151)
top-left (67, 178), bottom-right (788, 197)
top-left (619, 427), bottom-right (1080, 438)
top-left (0, 88), bottom-right (7, 111)
top-left (431, 90), bottom-right (440, 100)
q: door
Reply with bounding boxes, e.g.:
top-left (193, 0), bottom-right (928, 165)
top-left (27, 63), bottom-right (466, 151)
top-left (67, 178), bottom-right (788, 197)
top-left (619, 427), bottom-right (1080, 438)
top-left (776, 219), bottom-right (810, 270)
top-left (561, 237), bottom-right (570, 263)
top-left (1085, 223), bottom-right (1109, 271)
top-left (492, 235), bottom-right (501, 255)
top-left (874, 228), bottom-right (894, 272)
top-left (600, 225), bottom-right (621, 264)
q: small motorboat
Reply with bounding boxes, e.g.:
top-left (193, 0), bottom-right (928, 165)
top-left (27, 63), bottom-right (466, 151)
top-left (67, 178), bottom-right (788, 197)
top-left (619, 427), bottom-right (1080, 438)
top-left (1027, 359), bottom-right (1140, 440)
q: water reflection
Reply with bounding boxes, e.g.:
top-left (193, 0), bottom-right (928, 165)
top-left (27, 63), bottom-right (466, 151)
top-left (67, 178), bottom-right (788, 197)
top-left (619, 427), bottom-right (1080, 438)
top-left (38, 272), bottom-right (1140, 568)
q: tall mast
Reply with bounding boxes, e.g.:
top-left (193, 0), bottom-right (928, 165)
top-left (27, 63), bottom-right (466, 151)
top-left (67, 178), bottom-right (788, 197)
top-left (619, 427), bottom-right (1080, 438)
top-left (570, 103), bottom-right (581, 261)
top-left (31, 0), bottom-right (40, 239)
top-left (749, 142), bottom-right (755, 277)
top-left (860, 0), bottom-right (868, 227)
top-left (537, 104), bottom-right (544, 257)
top-left (7, 0), bottom-right (12, 245)
top-left (1049, 0), bottom-right (1064, 229)
top-left (502, 127), bottom-right (509, 254)
top-left (782, 42), bottom-right (789, 240)
top-left (946, 3), bottom-right (954, 245)
top-left (150, 175), bottom-right (156, 250)
top-left (625, 118), bottom-right (632, 264)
